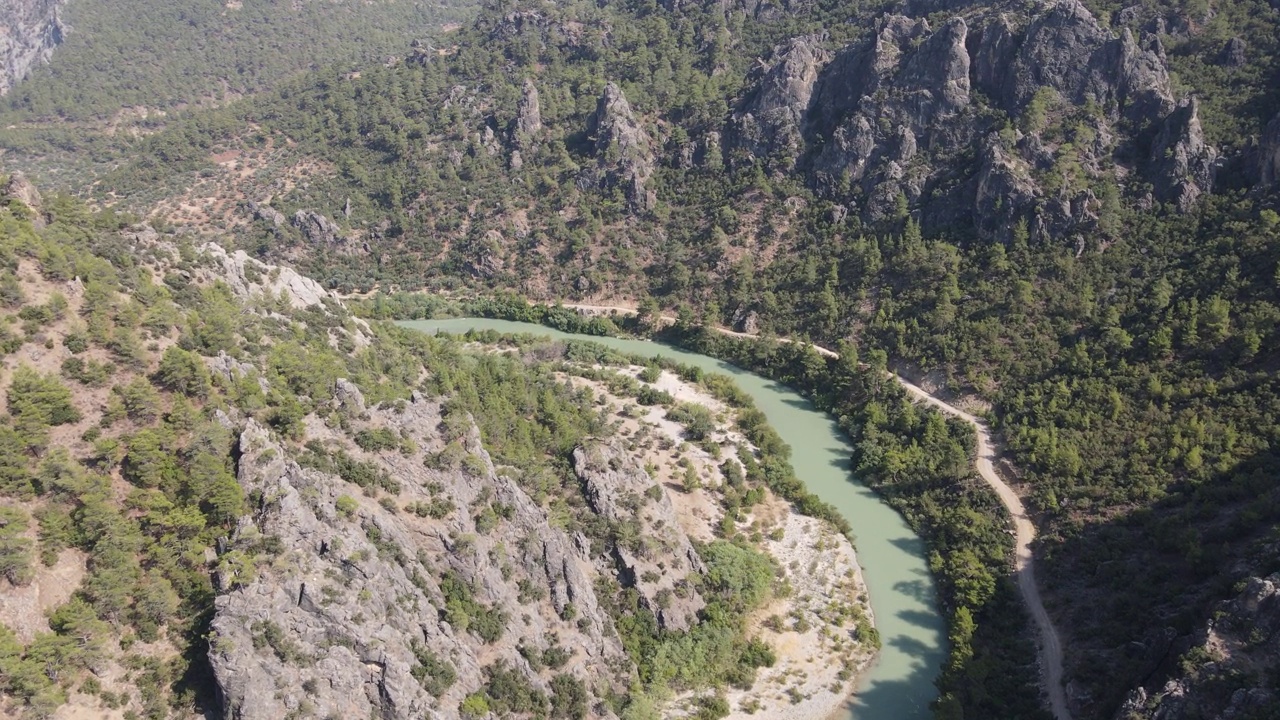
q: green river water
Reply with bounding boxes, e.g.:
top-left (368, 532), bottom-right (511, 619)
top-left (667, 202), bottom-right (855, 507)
top-left (398, 318), bottom-right (947, 720)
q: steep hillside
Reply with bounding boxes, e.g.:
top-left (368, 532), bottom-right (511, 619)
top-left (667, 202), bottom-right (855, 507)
top-left (0, 175), bottom-right (877, 719)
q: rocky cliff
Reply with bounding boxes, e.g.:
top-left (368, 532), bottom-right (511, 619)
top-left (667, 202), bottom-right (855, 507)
top-left (211, 400), bottom-right (629, 719)
top-left (721, 0), bottom-right (1220, 237)
top-left (0, 0), bottom-right (64, 96)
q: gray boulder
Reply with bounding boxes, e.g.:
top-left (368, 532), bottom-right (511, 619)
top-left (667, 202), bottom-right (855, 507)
top-left (292, 210), bottom-right (344, 245)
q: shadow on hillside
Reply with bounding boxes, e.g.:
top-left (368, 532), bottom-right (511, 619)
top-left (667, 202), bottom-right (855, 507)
top-left (1034, 446), bottom-right (1280, 718)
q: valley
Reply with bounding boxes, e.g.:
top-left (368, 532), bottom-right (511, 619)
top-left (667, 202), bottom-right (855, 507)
top-left (0, 0), bottom-right (1278, 718)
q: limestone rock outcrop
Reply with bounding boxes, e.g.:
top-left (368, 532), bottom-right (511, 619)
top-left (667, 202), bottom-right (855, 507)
top-left (0, 0), bottom-right (64, 96)
top-left (512, 79), bottom-right (542, 150)
top-left (199, 243), bottom-right (333, 310)
top-left (584, 83), bottom-right (656, 212)
top-left (210, 393), bottom-right (630, 719)
top-left (1116, 574), bottom-right (1280, 720)
top-left (719, 0), bottom-right (1214, 240)
top-left (292, 210), bottom-right (344, 246)
top-left (2, 171), bottom-right (42, 217)
top-left (573, 439), bottom-right (706, 631)
top-left (1149, 98), bottom-right (1217, 211)
top-left (728, 34), bottom-right (830, 172)
top-left (1257, 113), bottom-right (1280, 186)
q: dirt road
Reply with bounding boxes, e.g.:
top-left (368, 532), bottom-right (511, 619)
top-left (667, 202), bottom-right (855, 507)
top-left (892, 375), bottom-right (1071, 720)
top-left (564, 303), bottom-right (1072, 719)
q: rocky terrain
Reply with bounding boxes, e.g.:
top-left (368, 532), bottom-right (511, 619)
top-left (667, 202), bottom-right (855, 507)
top-left (1116, 573), bottom-right (1280, 720)
top-left (0, 175), bottom-right (875, 720)
top-left (0, 0), bottom-right (64, 96)
top-left (723, 0), bottom-right (1224, 240)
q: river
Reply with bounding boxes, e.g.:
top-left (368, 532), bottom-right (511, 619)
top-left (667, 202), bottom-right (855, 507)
top-left (397, 318), bottom-right (947, 720)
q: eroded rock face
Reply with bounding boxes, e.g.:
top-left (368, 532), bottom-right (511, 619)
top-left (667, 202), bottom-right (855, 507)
top-left (722, 0), bottom-right (1208, 239)
top-left (2, 171), bottom-right (42, 217)
top-left (513, 79), bottom-right (542, 149)
top-left (1258, 113), bottom-right (1280, 186)
top-left (1149, 98), bottom-right (1217, 211)
top-left (573, 440), bottom-right (706, 631)
top-left (585, 83), bottom-right (656, 212)
top-left (199, 242), bottom-right (333, 310)
top-left (1116, 574), bottom-right (1280, 720)
top-left (728, 34), bottom-right (830, 172)
top-left (211, 394), bottom-right (629, 719)
top-left (250, 202), bottom-right (286, 230)
top-left (972, 136), bottom-right (1037, 241)
top-left (292, 210), bottom-right (344, 245)
top-left (808, 16), bottom-right (970, 220)
top-left (1219, 37), bottom-right (1247, 67)
top-left (0, 0), bottom-right (64, 96)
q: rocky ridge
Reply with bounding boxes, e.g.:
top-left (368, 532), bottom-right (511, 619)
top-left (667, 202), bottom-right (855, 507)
top-left (721, 0), bottom-right (1226, 238)
top-left (0, 0), bottom-right (64, 96)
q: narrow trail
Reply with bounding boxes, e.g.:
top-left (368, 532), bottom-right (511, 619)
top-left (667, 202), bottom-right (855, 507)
top-left (564, 303), bottom-right (1072, 720)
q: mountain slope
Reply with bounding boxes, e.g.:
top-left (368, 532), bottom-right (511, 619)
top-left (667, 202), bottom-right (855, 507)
top-left (1, 0), bottom-right (474, 121)
top-left (0, 175), bottom-right (878, 720)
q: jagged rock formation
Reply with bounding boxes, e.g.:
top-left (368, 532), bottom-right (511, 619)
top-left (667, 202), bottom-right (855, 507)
top-left (583, 83), bottom-right (656, 212)
top-left (573, 440), bottom-right (706, 631)
top-left (1218, 37), bottom-right (1247, 67)
top-left (1149, 98), bottom-right (1217, 211)
top-left (292, 210), bottom-right (345, 246)
top-left (808, 15), bottom-right (971, 221)
top-left (993, 2), bottom-right (1172, 124)
top-left (211, 396), bottom-right (629, 719)
top-left (723, 0), bottom-right (1212, 240)
top-left (728, 33), bottom-right (830, 173)
top-left (512, 79), bottom-right (542, 149)
top-left (1116, 574), bottom-right (1280, 720)
top-left (0, 0), bottom-right (64, 96)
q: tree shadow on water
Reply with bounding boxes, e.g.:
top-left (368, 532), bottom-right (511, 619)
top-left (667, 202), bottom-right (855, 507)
top-left (845, 650), bottom-right (942, 720)
top-left (897, 608), bottom-right (945, 631)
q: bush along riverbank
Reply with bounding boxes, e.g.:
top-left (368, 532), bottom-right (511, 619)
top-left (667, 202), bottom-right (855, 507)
top-left (367, 294), bottom-right (1048, 719)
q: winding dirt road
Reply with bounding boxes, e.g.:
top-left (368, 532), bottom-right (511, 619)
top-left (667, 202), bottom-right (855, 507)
top-left (892, 376), bottom-right (1071, 720)
top-left (564, 303), bottom-right (1071, 720)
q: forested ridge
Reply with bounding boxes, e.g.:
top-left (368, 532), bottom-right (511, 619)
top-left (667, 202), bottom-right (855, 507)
top-left (0, 0), bottom-right (1278, 717)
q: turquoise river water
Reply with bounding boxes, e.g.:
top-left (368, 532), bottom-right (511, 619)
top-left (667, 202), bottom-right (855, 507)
top-left (398, 318), bottom-right (947, 720)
